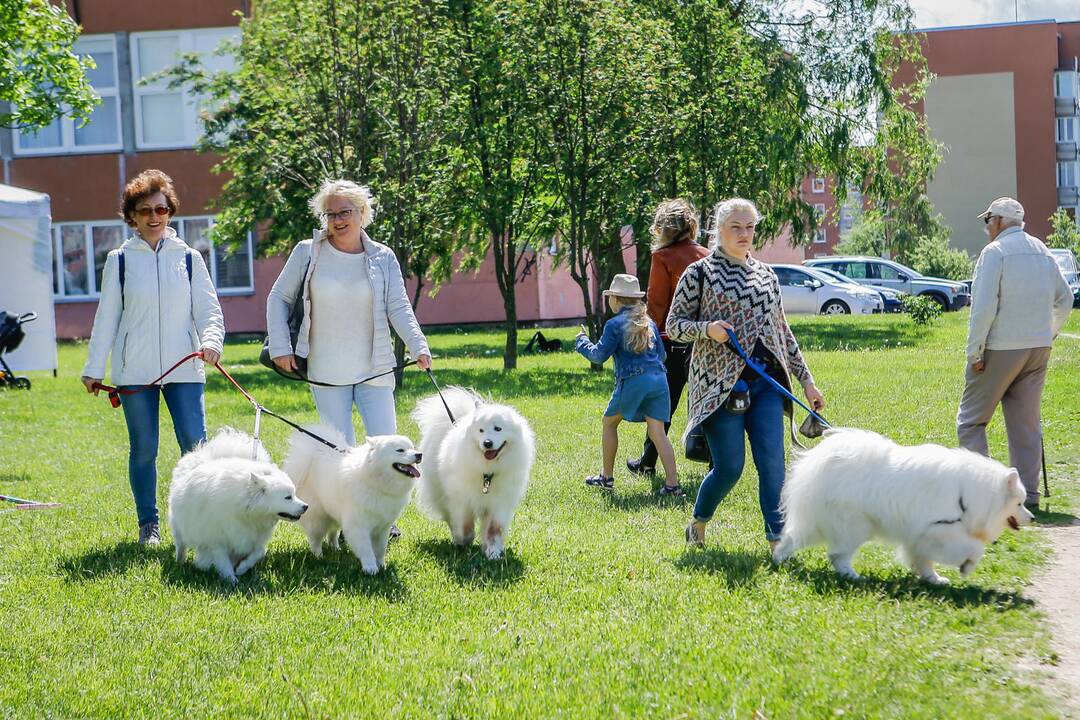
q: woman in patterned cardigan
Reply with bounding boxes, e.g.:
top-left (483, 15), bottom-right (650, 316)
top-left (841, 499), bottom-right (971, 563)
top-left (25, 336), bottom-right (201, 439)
top-left (667, 198), bottom-right (825, 550)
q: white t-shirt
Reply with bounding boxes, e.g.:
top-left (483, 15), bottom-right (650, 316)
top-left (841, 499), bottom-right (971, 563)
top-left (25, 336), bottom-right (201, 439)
top-left (306, 243), bottom-right (394, 387)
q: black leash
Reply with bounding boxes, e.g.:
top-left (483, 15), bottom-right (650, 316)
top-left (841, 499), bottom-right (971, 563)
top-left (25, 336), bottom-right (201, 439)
top-left (270, 359), bottom-right (419, 387)
top-left (424, 368), bottom-right (456, 424)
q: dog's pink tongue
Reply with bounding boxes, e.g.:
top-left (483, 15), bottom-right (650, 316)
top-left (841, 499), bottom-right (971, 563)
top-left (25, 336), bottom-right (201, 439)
top-left (484, 449), bottom-right (499, 460)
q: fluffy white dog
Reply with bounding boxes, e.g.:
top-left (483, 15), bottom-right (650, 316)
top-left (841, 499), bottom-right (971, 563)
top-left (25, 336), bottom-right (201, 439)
top-left (283, 427), bottom-right (422, 575)
top-left (169, 427), bottom-right (308, 583)
top-left (772, 428), bottom-right (1034, 584)
top-left (412, 387), bottom-right (535, 560)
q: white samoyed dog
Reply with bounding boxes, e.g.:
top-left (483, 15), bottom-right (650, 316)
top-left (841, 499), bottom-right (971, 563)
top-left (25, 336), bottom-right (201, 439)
top-left (772, 428), bottom-right (1034, 584)
top-left (169, 427), bottom-right (308, 583)
top-left (412, 387), bottom-right (535, 560)
top-left (283, 427), bottom-right (422, 575)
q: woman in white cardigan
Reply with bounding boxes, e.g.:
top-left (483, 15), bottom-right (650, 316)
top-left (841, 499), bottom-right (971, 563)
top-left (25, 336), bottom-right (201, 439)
top-left (266, 180), bottom-right (431, 446)
top-left (80, 170), bottom-right (225, 545)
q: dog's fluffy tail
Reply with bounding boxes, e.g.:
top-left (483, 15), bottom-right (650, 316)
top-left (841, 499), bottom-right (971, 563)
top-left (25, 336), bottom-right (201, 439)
top-left (173, 427), bottom-right (271, 479)
top-left (282, 424), bottom-right (348, 491)
top-left (411, 385), bottom-right (480, 435)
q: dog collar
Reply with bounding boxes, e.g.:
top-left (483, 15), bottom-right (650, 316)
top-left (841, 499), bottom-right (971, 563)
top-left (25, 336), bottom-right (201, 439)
top-left (933, 496), bottom-right (967, 525)
top-left (482, 472), bottom-right (494, 494)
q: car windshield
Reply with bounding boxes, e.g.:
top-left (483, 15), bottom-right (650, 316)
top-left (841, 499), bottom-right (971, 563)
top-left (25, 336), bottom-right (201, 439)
top-left (1053, 253), bottom-right (1077, 273)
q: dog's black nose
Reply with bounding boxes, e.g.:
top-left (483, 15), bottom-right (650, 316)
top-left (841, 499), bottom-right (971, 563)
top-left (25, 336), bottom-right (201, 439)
top-left (415, 452), bottom-right (422, 462)
top-left (482, 439), bottom-right (493, 449)
top-left (299, 503), bottom-right (309, 514)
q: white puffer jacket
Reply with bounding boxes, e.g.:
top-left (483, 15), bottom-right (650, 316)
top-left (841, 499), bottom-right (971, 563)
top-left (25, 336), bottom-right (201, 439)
top-left (82, 229), bottom-right (225, 386)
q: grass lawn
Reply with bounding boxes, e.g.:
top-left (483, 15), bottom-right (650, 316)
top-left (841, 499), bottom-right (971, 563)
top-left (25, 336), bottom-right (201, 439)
top-left (1, 310), bottom-right (1078, 719)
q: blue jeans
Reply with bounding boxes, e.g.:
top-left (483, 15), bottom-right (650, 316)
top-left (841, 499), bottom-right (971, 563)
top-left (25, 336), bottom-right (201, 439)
top-left (310, 384), bottom-right (397, 446)
top-left (120, 382), bottom-right (207, 526)
top-left (692, 376), bottom-right (787, 541)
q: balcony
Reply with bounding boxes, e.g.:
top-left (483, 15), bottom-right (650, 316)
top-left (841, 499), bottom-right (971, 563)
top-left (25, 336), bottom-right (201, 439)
top-left (1059, 186), bottom-right (1080, 206)
top-left (1058, 142), bottom-right (1079, 161)
top-left (1056, 96), bottom-right (1079, 117)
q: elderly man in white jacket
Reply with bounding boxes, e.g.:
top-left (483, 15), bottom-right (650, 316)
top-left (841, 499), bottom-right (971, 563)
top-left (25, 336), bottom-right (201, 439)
top-left (957, 197), bottom-right (1073, 510)
top-left (80, 170), bottom-right (225, 545)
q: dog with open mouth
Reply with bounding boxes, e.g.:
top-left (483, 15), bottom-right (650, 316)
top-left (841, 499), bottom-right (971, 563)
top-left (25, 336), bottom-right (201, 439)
top-left (283, 426), bottom-right (421, 575)
top-left (412, 387), bottom-right (535, 560)
top-left (772, 428), bottom-right (1035, 584)
top-left (170, 427), bottom-right (309, 583)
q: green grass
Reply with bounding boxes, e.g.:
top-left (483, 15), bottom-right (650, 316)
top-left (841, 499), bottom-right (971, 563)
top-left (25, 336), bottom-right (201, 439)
top-left (1, 311), bottom-right (1078, 719)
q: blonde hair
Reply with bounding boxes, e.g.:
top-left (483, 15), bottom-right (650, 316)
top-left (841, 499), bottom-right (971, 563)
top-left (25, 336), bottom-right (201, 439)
top-left (309, 179), bottom-right (377, 228)
top-left (650, 198), bottom-right (699, 251)
top-left (608, 296), bottom-right (654, 354)
top-left (709, 197), bottom-right (762, 249)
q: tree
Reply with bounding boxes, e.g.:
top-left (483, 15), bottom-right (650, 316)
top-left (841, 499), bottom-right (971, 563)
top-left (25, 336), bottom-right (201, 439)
top-left (1046, 208), bottom-right (1080, 255)
top-left (164, 0), bottom-right (465, 370)
top-left (446, 0), bottom-right (554, 370)
top-left (1, 0), bottom-right (97, 130)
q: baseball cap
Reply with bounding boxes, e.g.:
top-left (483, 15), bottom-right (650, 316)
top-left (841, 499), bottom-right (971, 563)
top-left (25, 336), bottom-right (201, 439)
top-left (976, 197), bottom-right (1024, 221)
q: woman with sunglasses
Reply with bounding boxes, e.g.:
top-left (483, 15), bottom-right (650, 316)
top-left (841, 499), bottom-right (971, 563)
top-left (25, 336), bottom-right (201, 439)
top-left (81, 169), bottom-right (225, 545)
top-left (266, 180), bottom-right (431, 452)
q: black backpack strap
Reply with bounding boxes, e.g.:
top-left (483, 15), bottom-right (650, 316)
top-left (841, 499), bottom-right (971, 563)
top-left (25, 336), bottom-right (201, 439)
top-left (118, 250), bottom-right (125, 310)
top-left (186, 248), bottom-right (193, 282)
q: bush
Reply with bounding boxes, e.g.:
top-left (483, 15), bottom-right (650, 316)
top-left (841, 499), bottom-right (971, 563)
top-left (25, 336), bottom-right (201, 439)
top-left (902, 293), bottom-right (942, 326)
top-left (904, 237), bottom-right (973, 280)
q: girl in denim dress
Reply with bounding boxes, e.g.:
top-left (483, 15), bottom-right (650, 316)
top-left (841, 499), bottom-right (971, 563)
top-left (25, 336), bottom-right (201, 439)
top-left (575, 274), bottom-right (683, 496)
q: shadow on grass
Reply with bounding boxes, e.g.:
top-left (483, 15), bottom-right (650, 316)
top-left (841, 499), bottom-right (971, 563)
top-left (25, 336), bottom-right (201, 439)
top-left (601, 485), bottom-right (691, 512)
top-left (415, 538), bottom-right (526, 588)
top-left (672, 546), bottom-right (764, 588)
top-left (58, 542), bottom-right (409, 599)
top-left (1032, 508), bottom-right (1080, 527)
top-left (206, 365), bottom-right (612, 405)
top-left (794, 322), bottom-right (930, 352)
top-left (781, 560), bottom-right (1033, 610)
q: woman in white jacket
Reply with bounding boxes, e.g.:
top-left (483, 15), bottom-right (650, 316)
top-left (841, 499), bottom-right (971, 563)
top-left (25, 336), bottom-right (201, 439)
top-left (266, 180), bottom-right (431, 444)
top-left (80, 170), bottom-right (225, 545)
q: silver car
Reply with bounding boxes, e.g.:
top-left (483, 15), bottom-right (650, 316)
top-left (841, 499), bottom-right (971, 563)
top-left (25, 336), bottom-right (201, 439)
top-left (1050, 248), bottom-right (1080, 306)
top-left (805, 256), bottom-right (970, 311)
top-left (771, 264), bottom-right (883, 315)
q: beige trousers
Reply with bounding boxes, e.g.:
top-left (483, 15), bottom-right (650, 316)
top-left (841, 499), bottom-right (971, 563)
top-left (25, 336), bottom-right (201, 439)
top-left (956, 346), bottom-right (1050, 504)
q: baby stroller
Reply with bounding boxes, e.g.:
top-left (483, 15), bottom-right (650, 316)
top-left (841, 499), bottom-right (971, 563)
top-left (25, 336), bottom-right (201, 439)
top-left (0, 311), bottom-right (38, 390)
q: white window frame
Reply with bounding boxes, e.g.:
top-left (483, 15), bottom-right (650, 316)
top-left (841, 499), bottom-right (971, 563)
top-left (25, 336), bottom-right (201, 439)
top-left (814, 203), bottom-right (826, 217)
top-left (12, 34), bottom-right (123, 156)
top-left (811, 177), bottom-right (826, 194)
top-left (813, 228), bottom-right (827, 244)
top-left (130, 28), bottom-right (238, 150)
top-left (1058, 117), bottom-right (1077, 143)
top-left (1058, 162), bottom-right (1078, 189)
top-left (1055, 71), bottom-right (1078, 99)
top-left (52, 217), bottom-right (255, 301)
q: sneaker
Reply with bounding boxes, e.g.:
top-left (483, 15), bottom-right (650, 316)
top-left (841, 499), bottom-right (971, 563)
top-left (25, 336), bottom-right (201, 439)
top-left (585, 474), bottom-right (615, 490)
top-left (626, 457), bottom-right (656, 476)
top-left (138, 521), bottom-right (161, 546)
top-left (657, 484), bottom-right (685, 498)
top-left (685, 520), bottom-right (706, 548)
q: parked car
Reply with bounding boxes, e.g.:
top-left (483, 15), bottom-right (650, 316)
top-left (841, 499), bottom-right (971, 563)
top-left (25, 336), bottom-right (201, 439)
top-left (770, 264), bottom-right (883, 315)
top-left (812, 266), bottom-right (904, 313)
top-left (1050, 248), bottom-right (1080, 307)
top-left (804, 256), bottom-right (970, 311)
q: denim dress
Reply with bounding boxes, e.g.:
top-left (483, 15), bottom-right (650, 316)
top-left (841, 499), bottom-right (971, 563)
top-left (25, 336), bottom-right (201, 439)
top-left (576, 308), bottom-right (671, 422)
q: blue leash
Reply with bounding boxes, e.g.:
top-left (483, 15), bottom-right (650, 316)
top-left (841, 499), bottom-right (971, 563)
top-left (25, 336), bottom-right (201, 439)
top-left (725, 330), bottom-right (831, 430)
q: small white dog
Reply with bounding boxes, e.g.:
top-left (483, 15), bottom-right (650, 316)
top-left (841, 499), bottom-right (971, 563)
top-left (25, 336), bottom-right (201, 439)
top-left (169, 427), bottom-right (308, 583)
top-left (412, 387), bottom-right (535, 559)
top-left (772, 428), bottom-right (1034, 584)
top-left (283, 427), bottom-right (422, 575)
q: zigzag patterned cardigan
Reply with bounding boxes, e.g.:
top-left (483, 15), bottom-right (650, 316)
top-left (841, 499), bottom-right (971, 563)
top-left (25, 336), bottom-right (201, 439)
top-left (667, 249), bottom-right (814, 439)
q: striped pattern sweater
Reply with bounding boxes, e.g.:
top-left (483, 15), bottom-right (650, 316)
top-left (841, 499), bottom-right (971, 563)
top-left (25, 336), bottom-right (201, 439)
top-left (666, 249), bottom-right (814, 437)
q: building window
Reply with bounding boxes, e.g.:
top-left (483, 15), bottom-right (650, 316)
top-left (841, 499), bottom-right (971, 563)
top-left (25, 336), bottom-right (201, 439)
top-left (811, 177), bottom-right (826, 194)
top-left (1058, 162), bottom-right (1078, 189)
top-left (1055, 71), bottom-right (1077, 99)
top-left (813, 228), bottom-right (827, 244)
top-left (1058, 118), bottom-right (1077, 143)
top-left (130, 28), bottom-right (238, 150)
top-left (813, 203), bottom-right (826, 217)
top-left (13, 36), bottom-right (122, 155)
top-left (53, 217), bottom-right (254, 300)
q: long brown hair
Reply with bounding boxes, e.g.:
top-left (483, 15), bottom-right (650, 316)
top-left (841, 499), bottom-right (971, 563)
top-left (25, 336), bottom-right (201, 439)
top-left (608, 296), bottom-right (654, 354)
top-left (650, 198), bottom-right (699, 251)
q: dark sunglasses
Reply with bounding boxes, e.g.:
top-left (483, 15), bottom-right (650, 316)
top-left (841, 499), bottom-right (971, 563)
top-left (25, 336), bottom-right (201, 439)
top-left (136, 205), bottom-right (171, 218)
top-left (983, 215), bottom-right (996, 225)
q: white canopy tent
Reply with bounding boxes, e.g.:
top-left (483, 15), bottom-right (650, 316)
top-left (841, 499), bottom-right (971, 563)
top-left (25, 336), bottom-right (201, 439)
top-left (0, 183), bottom-right (57, 373)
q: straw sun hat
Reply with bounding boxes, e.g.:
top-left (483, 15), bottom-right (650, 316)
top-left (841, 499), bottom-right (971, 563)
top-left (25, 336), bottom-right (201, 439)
top-left (602, 274), bottom-right (646, 299)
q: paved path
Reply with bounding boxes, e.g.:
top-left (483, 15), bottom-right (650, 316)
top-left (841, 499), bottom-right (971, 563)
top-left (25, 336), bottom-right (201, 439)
top-left (1028, 518), bottom-right (1080, 717)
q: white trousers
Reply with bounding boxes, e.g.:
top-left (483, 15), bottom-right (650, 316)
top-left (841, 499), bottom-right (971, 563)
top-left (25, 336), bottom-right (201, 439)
top-left (310, 383), bottom-right (397, 446)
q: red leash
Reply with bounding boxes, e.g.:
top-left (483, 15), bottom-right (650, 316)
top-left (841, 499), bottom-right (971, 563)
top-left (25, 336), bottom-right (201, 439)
top-left (92, 351), bottom-right (205, 408)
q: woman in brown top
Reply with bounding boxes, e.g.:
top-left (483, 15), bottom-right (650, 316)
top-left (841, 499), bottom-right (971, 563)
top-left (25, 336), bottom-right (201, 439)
top-left (627, 199), bottom-right (710, 476)
top-left (667, 198), bottom-right (824, 550)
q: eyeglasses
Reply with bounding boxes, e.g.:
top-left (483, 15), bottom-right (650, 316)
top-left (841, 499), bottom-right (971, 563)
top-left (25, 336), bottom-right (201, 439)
top-left (136, 205), bottom-right (170, 218)
top-left (322, 208), bottom-right (354, 223)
